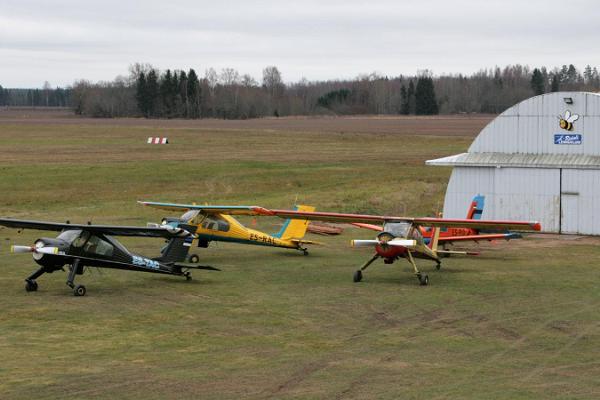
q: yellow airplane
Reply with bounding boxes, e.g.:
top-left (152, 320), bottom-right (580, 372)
top-left (138, 201), bottom-right (319, 261)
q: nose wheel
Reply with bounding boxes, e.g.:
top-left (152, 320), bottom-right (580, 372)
top-left (25, 279), bottom-right (38, 292)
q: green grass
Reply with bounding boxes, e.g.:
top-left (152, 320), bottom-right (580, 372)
top-left (1, 119), bottom-right (600, 399)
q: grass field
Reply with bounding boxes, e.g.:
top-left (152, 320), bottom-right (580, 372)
top-left (1, 111), bottom-right (599, 399)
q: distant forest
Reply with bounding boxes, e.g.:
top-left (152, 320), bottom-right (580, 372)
top-left (1, 64), bottom-right (600, 119)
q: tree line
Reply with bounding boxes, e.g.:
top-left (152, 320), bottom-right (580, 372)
top-left (2, 64), bottom-right (600, 118)
top-left (0, 81), bottom-right (70, 107)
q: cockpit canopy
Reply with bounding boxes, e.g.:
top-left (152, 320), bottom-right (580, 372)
top-left (58, 229), bottom-right (128, 258)
top-left (382, 222), bottom-right (412, 238)
top-left (382, 221), bottom-right (423, 242)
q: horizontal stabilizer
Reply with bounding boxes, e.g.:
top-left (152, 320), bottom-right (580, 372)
top-left (437, 250), bottom-right (480, 256)
top-left (290, 239), bottom-right (323, 246)
top-left (174, 262), bottom-right (221, 271)
top-left (438, 232), bottom-right (523, 243)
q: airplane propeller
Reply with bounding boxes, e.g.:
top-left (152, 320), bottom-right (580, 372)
top-left (11, 245), bottom-right (59, 255)
top-left (351, 239), bottom-right (417, 248)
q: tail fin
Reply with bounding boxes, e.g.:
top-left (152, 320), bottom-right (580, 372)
top-left (156, 224), bottom-right (197, 263)
top-left (466, 195), bottom-right (485, 220)
top-left (273, 205), bottom-right (315, 240)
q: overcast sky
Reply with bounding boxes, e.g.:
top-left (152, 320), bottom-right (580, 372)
top-left (2, 0), bottom-right (600, 88)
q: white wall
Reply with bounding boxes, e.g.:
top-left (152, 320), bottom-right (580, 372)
top-left (470, 92), bottom-right (600, 156)
top-left (444, 167), bottom-right (561, 233)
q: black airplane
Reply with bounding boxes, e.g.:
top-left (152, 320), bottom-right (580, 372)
top-left (0, 218), bottom-right (219, 296)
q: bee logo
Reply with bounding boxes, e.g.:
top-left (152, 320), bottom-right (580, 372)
top-left (558, 110), bottom-right (579, 131)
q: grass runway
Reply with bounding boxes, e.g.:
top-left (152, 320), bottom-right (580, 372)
top-left (1, 113), bottom-right (599, 399)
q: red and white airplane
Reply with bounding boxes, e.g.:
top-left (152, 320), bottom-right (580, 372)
top-left (248, 206), bottom-right (541, 286)
top-left (353, 195), bottom-right (522, 246)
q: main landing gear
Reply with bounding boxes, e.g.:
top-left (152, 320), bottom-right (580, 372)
top-left (66, 259), bottom-right (86, 296)
top-left (406, 250), bottom-right (429, 286)
top-left (300, 247), bottom-right (309, 256)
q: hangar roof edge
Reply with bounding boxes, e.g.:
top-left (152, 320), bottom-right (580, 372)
top-left (426, 152), bottom-right (600, 169)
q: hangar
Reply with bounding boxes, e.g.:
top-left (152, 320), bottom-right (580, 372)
top-left (427, 92), bottom-right (600, 235)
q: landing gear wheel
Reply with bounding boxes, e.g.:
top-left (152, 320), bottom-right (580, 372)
top-left (25, 280), bottom-right (38, 292)
top-left (418, 274), bottom-right (429, 286)
top-left (436, 263), bottom-right (441, 270)
top-left (189, 254), bottom-right (200, 264)
top-left (353, 270), bottom-right (363, 283)
top-left (184, 272), bottom-right (192, 281)
top-left (73, 285), bottom-right (86, 297)
top-left (302, 249), bottom-right (309, 256)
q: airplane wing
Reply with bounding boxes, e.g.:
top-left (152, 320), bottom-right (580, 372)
top-left (138, 201), bottom-right (267, 216)
top-left (437, 232), bottom-right (522, 243)
top-left (251, 209), bottom-right (542, 232)
top-left (0, 218), bottom-right (192, 238)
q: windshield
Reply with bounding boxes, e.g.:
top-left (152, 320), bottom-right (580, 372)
top-left (180, 210), bottom-right (200, 222)
top-left (382, 222), bottom-right (412, 238)
top-left (201, 215), bottom-right (230, 232)
top-left (57, 229), bottom-right (83, 244)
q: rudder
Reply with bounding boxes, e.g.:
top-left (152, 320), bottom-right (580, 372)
top-left (273, 205), bottom-right (315, 240)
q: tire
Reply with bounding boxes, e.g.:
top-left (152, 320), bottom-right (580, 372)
top-left (73, 285), bottom-right (86, 297)
top-left (353, 270), bottom-right (363, 283)
top-left (189, 254), bottom-right (200, 264)
top-left (25, 280), bottom-right (38, 292)
top-left (419, 274), bottom-right (429, 286)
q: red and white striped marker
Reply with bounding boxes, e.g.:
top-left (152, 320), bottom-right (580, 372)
top-left (147, 137), bottom-right (169, 144)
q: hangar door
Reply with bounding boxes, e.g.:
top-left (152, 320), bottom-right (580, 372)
top-left (560, 169), bottom-right (600, 235)
top-left (493, 168), bottom-right (560, 233)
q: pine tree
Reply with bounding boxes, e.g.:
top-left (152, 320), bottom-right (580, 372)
top-left (135, 72), bottom-right (148, 116)
top-left (178, 70), bottom-right (188, 117)
top-left (160, 69), bottom-right (173, 117)
top-left (187, 69), bottom-right (201, 118)
top-left (415, 76), bottom-right (439, 115)
top-left (407, 81), bottom-right (416, 114)
top-left (399, 85), bottom-right (409, 114)
top-left (145, 69), bottom-right (160, 117)
top-left (530, 68), bottom-right (545, 95)
top-left (550, 75), bottom-right (560, 92)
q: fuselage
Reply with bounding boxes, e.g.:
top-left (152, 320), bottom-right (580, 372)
top-left (163, 212), bottom-right (302, 250)
top-left (375, 222), bottom-right (440, 263)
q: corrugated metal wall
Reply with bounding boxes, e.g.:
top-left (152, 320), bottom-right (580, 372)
top-left (445, 167), bottom-right (565, 233)
top-left (470, 92), bottom-right (600, 156)
top-left (560, 169), bottom-right (600, 234)
top-left (441, 92), bottom-right (600, 235)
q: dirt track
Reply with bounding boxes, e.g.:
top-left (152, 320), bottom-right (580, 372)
top-left (0, 107), bottom-right (493, 137)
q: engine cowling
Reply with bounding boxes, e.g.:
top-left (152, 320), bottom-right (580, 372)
top-left (32, 238), bottom-right (68, 269)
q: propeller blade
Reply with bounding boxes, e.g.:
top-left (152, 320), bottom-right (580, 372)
top-left (11, 245), bottom-right (34, 253)
top-left (387, 239), bottom-right (417, 248)
top-left (37, 247), bottom-right (59, 255)
top-left (350, 239), bottom-right (380, 247)
top-left (10, 245), bottom-right (59, 255)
